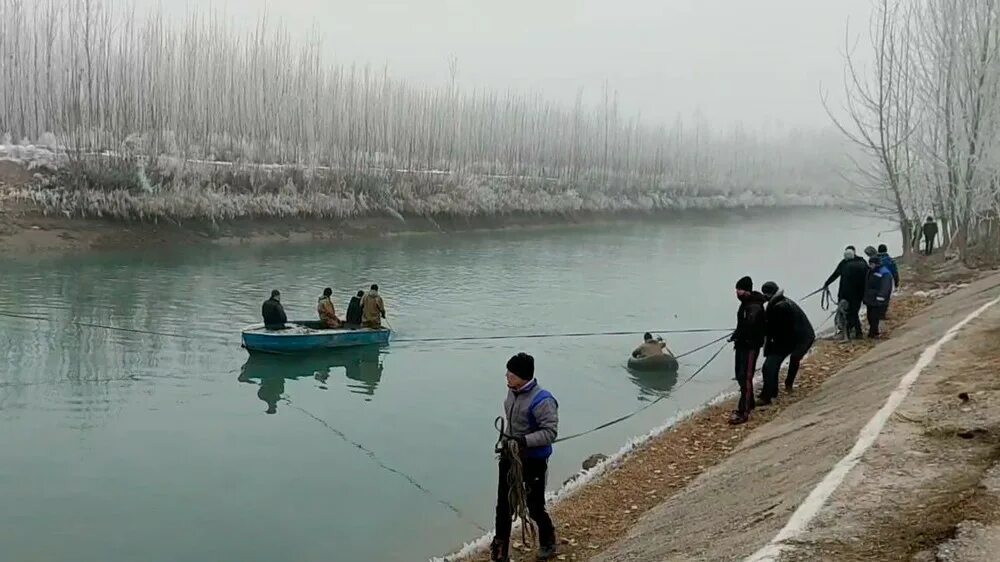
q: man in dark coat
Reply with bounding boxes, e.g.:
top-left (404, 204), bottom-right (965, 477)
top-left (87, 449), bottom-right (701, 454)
top-left (729, 276), bottom-right (767, 425)
top-left (922, 216), bottom-right (939, 255)
top-left (824, 246), bottom-right (869, 340)
top-left (864, 256), bottom-right (894, 338)
top-left (261, 289), bottom-right (287, 330)
top-left (345, 290), bottom-right (364, 327)
top-left (759, 282), bottom-right (816, 403)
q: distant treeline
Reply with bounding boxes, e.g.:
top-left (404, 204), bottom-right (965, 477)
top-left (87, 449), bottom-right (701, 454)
top-left (0, 0), bottom-right (851, 221)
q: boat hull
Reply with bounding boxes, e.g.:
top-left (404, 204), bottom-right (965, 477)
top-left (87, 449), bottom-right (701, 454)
top-left (241, 322), bottom-right (390, 354)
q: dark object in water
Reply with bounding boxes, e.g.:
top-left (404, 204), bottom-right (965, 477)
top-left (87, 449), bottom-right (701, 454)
top-left (627, 354), bottom-right (679, 373)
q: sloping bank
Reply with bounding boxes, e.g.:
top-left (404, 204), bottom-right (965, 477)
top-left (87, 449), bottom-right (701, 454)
top-left (445, 263), bottom-right (998, 562)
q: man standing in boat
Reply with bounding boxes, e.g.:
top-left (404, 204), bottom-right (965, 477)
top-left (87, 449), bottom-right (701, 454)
top-left (361, 284), bottom-right (386, 329)
top-left (261, 289), bottom-right (287, 330)
top-left (492, 352), bottom-right (559, 562)
top-left (346, 290), bottom-right (365, 328)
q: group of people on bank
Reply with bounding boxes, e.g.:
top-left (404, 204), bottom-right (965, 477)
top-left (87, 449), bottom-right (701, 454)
top-left (727, 242), bottom-right (900, 425)
top-left (260, 285), bottom-right (388, 330)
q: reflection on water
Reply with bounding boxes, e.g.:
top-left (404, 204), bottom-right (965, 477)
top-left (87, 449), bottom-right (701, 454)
top-left (0, 211), bottom-right (901, 562)
top-left (238, 347), bottom-right (387, 412)
top-left (626, 367), bottom-right (679, 401)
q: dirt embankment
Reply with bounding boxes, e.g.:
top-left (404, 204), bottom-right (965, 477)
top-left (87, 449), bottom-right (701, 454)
top-left (452, 255), bottom-right (998, 562)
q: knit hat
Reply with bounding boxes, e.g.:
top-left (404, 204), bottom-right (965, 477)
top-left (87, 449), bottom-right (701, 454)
top-left (735, 276), bottom-right (753, 292)
top-left (761, 281), bottom-right (779, 297)
top-left (878, 244), bottom-right (888, 254)
top-left (864, 246), bottom-right (877, 258)
top-left (506, 353), bottom-right (535, 380)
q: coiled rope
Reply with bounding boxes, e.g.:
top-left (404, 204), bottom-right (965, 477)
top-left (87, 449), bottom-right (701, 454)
top-left (494, 417), bottom-right (537, 546)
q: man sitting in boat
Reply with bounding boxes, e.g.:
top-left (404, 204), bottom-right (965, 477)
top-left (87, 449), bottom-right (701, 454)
top-left (361, 284), bottom-right (386, 329)
top-left (317, 287), bottom-right (343, 329)
top-left (632, 332), bottom-right (674, 358)
top-left (261, 289), bottom-right (287, 330)
top-left (345, 290), bottom-right (364, 328)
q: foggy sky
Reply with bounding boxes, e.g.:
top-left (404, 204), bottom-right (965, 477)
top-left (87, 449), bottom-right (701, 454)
top-left (134, 0), bottom-right (874, 131)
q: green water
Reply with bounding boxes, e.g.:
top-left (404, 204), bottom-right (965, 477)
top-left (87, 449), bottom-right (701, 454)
top-left (0, 210), bottom-right (898, 562)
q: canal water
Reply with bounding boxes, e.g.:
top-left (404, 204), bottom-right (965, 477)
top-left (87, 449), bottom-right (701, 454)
top-left (0, 209), bottom-right (897, 562)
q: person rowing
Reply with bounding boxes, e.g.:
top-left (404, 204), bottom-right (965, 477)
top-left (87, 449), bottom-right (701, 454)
top-left (631, 332), bottom-right (674, 359)
top-left (627, 332), bottom-right (679, 373)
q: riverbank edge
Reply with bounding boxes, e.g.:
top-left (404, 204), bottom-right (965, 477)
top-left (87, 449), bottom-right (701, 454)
top-left (441, 257), bottom-right (978, 562)
top-left (0, 204), bottom-right (864, 256)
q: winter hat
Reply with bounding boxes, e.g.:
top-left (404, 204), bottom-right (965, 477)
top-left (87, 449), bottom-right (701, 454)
top-left (506, 353), bottom-right (535, 380)
top-left (878, 244), bottom-right (888, 254)
top-left (864, 246), bottom-right (878, 258)
top-left (761, 281), bottom-right (779, 297)
top-left (735, 276), bottom-right (754, 292)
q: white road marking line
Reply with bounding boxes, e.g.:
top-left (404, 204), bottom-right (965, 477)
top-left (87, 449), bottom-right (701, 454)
top-left (744, 294), bottom-right (1000, 562)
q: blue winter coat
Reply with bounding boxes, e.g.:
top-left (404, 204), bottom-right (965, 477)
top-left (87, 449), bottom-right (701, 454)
top-left (864, 266), bottom-right (893, 308)
top-left (877, 252), bottom-right (900, 287)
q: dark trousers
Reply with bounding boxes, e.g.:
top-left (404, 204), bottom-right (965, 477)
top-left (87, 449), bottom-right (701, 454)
top-left (761, 337), bottom-right (815, 399)
top-left (734, 347), bottom-right (759, 416)
top-left (495, 456), bottom-right (556, 551)
top-left (867, 305), bottom-right (885, 337)
top-left (846, 299), bottom-right (863, 338)
top-left (924, 235), bottom-right (935, 255)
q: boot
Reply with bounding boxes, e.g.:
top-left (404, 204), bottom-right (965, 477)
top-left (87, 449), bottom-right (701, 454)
top-left (537, 543), bottom-right (558, 561)
top-left (490, 538), bottom-right (510, 562)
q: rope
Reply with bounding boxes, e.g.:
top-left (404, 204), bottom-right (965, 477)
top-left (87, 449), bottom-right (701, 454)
top-left (820, 286), bottom-right (835, 312)
top-left (0, 310), bottom-right (232, 344)
top-left (392, 327), bottom-right (732, 344)
top-left (552, 337), bottom-right (731, 444)
top-left (494, 417), bottom-right (537, 546)
top-left (289, 400), bottom-right (487, 533)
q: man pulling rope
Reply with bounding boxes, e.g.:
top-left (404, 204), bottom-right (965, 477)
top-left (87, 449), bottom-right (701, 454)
top-left (492, 352), bottom-right (559, 562)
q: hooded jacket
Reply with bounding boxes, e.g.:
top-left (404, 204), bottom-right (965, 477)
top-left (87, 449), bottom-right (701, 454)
top-left (824, 255), bottom-right (869, 302)
top-left (346, 295), bottom-right (364, 326)
top-left (877, 252), bottom-right (900, 287)
top-left (261, 297), bottom-right (287, 330)
top-left (763, 291), bottom-right (815, 356)
top-left (733, 291), bottom-right (767, 349)
top-left (503, 379), bottom-right (559, 459)
top-left (317, 296), bottom-right (341, 328)
top-left (632, 340), bottom-right (666, 359)
top-left (864, 265), bottom-right (894, 307)
top-left (361, 290), bottom-right (386, 328)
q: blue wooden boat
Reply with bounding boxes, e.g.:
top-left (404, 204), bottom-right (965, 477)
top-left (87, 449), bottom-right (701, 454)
top-left (241, 321), bottom-right (391, 354)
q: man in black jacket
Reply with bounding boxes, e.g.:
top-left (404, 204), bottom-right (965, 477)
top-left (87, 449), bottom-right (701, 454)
top-left (345, 290), bottom-right (364, 327)
top-left (759, 282), bottom-right (815, 403)
top-left (729, 276), bottom-right (767, 425)
top-left (261, 289), bottom-right (287, 330)
top-left (922, 216), bottom-right (939, 255)
top-left (823, 246), bottom-right (869, 340)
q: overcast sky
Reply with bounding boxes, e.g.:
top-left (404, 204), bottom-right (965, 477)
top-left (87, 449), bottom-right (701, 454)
top-left (134, 0), bottom-right (875, 131)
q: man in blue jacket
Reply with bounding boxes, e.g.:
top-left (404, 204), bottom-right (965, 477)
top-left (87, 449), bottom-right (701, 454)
top-left (491, 353), bottom-right (559, 562)
top-left (877, 244), bottom-right (900, 288)
top-left (864, 256), bottom-right (894, 338)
